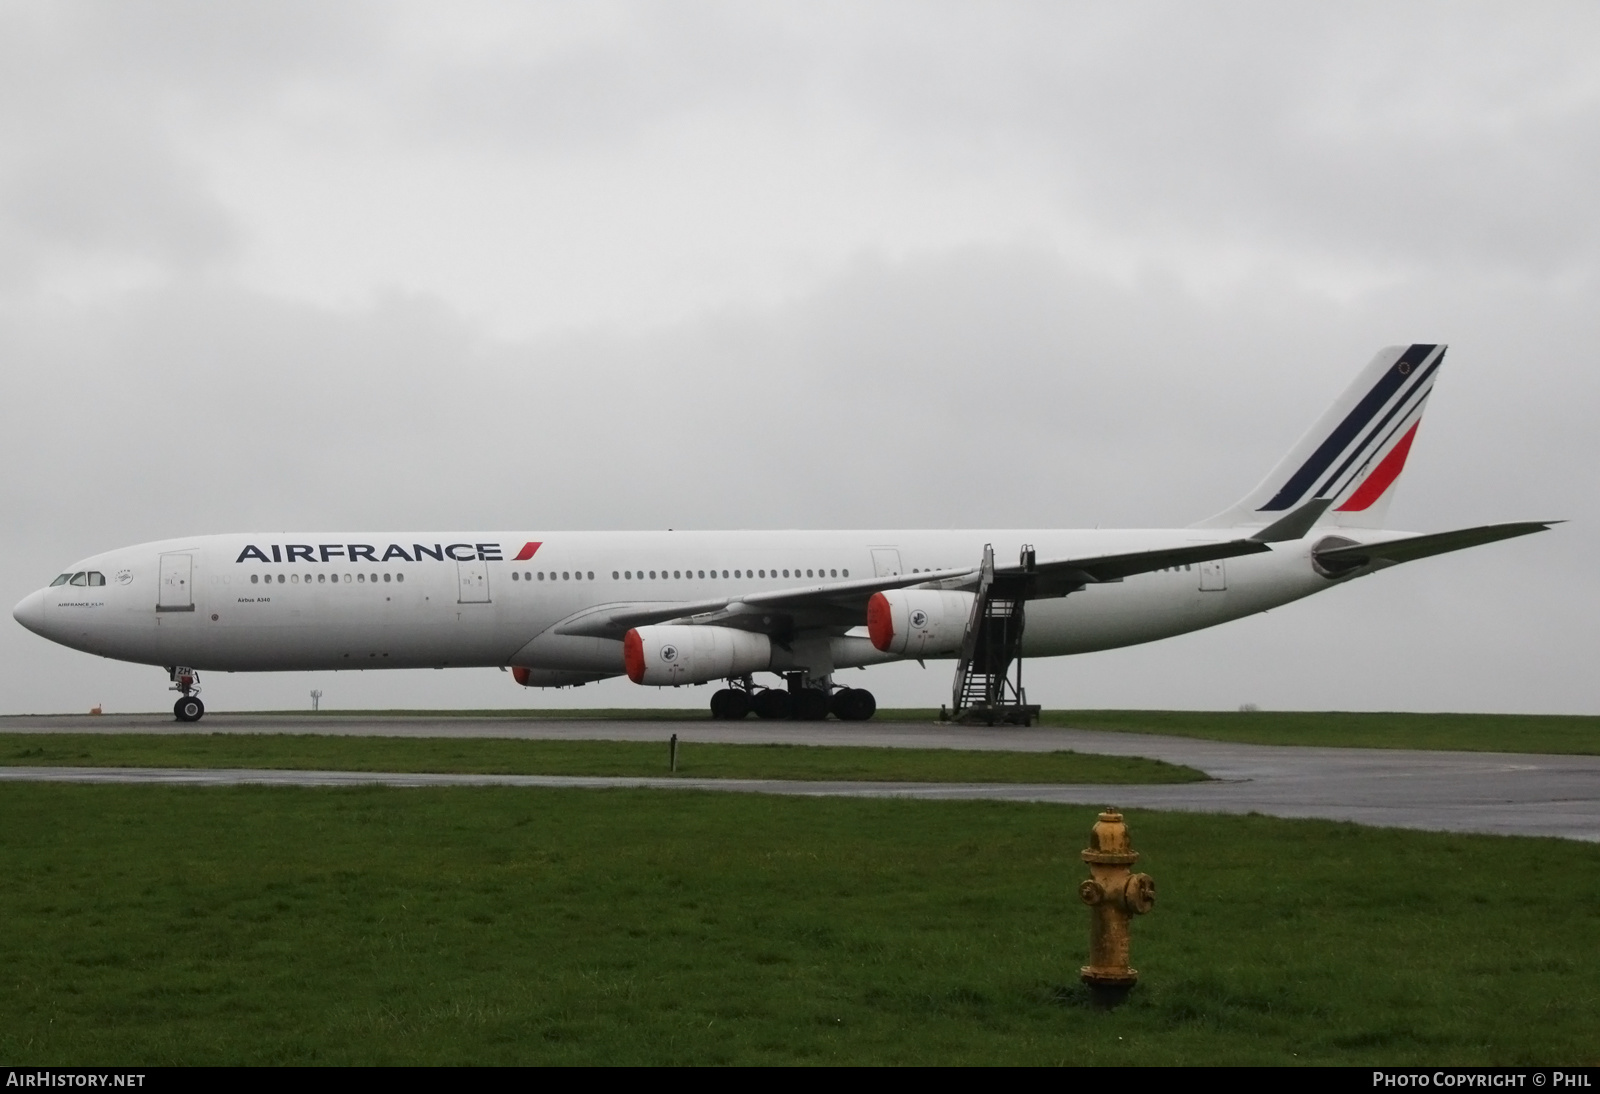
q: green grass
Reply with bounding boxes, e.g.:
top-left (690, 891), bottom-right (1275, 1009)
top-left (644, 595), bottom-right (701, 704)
top-left (0, 734), bottom-right (1204, 784)
top-left (1, 784), bottom-right (1596, 1065)
top-left (1024, 710), bottom-right (1600, 755)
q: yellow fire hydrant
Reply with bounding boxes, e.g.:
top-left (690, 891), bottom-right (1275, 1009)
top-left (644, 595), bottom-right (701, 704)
top-left (1078, 808), bottom-right (1155, 1006)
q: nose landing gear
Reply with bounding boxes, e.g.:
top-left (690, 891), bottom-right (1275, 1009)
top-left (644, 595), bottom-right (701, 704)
top-left (169, 667), bottom-right (205, 723)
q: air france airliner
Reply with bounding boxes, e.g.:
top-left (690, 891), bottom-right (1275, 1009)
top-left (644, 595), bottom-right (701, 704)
top-left (13, 345), bottom-right (1553, 722)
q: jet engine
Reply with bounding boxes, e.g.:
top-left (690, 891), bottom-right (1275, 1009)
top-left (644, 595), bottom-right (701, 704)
top-left (867, 589), bottom-right (975, 657)
top-left (623, 624), bottom-right (772, 686)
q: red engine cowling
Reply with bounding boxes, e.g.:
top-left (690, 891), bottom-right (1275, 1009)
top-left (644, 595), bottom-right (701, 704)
top-left (623, 625), bottom-right (772, 686)
top-left (867, 589), bottom-right (975, 657)
top-left (511, 666), bottom-right (609, 688)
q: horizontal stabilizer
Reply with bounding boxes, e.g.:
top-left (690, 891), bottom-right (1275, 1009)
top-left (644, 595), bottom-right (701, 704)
top-left (1313, 521), bottom-right (1559, 573)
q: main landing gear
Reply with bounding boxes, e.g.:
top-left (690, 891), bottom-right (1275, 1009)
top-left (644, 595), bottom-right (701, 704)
top-left (709, 676), bottom-right (876, 721)
top-left (169, 666), bottom-right (205, 723)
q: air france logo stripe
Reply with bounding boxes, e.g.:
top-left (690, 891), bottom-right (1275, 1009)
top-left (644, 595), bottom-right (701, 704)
top-left (1258, 344), bottom-right (1441, 511)
top-left (1335, 420), bottom-right (1421, 512)
top-left (513, 542), bottom-right (543, 561)
top-left (1313, 364), bottom-right (1438, 502)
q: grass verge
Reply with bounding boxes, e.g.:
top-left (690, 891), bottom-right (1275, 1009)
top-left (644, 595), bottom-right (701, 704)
top-left (1026, 710), bottom-right (1600, 755)
top-left (0, 734), bottom-right (1204, 784)
top-left (1, 784), bottom-right (1595, 1065)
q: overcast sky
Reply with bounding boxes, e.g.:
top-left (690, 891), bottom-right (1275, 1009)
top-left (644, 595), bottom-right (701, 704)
top-left (2, 1), bottom-right (1594, 715)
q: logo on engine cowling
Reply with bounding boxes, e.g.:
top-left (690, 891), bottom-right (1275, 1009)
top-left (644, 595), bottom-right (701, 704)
top-left (909, 609), bottom-right (929, 629)
top-left (660, 644), bottom-right (679, 663)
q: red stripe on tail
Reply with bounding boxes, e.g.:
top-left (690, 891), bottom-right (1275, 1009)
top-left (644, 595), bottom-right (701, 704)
top-left (1336, 422), bottom-right (1420, 512)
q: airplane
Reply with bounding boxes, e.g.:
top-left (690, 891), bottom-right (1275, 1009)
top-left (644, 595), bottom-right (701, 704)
top-left (12, 344), bottom-right (1554, 724)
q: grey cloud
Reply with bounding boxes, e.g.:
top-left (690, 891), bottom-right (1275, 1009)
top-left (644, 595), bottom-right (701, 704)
top-left (0, 4), bottom-right (1593, 717)
top-left (2, 246), bottom-right (1591, 714)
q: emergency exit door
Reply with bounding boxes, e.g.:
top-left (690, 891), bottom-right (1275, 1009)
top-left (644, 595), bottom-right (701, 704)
top-left (457, 559), bottom-right (491, 603)
top-left (157, 553), bottom-right (195, 611)
top-left (870, 548), bottom-right (903, 577)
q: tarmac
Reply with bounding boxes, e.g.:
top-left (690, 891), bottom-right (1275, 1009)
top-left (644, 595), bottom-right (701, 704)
top-left (2, 713), bottom-right (1597, 842)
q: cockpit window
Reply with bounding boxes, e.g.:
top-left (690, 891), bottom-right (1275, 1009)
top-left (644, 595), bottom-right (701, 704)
top-left (69, 572), bottom-right (88, 586)
top-left (49, 573), bottom-right (71, 586)
top-left (87, 572), bottom-right (106, 586)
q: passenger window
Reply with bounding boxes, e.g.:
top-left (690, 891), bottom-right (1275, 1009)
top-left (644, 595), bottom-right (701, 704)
top-left (697, 570), bottom-right (705, 579)
top-left (291, 574), bottom-right (299, 583)
top-left (317, 573), bottom-right (326, 583)
top-left (587, 571), bottom-right (594, 580)
top-left (383, 573), bottom-right (391, 583)
top-left (830, 569), bottom-right (837, 577)
top-left (396, 573), bottom-right (404, 583)
top-left (512, 571), bottom-right (519, 581)
top-left (251, 574), bottom-right (259, 584)
top-left (807, 569), bottom-right (813, 578)
top-left (722, 570), bottom-right (728, 578)
top-left (649, 571), bottom-right (656, 579)
top-left (842, 569), bottom-right (849, 577)
top-left (759, 569), bottom-right (766, 578)
top-left (613, 571), bottom-right (620, 580)
top-left (358, 574), bottom-right (366, 583)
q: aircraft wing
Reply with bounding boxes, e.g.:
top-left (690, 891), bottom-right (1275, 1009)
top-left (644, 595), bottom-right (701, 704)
top-left (552, 537), bottom-right (1271, 639)
top-left (1312, 521), bottom-right (1559, 574)
top-left (551, 566), bottom-right (978, 639)
top-left (994, 538), bottom-right (1273, 598)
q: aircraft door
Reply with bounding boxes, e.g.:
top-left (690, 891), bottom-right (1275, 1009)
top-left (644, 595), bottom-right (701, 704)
top-left (870, 548), bottom-right (903, 577)
top-left (1199, 559), bottom-right (1227, 592)
top-left (457, 559), bottom-right (491, 603)
top-left (157, 553), bottom-right (195, 611)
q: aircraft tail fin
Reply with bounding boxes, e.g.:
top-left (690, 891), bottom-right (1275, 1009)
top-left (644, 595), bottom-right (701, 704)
top-left (1195, 343), bottom-right (1446, 532)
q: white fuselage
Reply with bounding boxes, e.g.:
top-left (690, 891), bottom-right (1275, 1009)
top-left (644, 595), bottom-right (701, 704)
top-left (13, 528), bottom-right (1357, 683)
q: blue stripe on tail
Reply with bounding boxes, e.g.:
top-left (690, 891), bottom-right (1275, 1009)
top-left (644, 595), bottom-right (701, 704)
top-left (1257, 344), bottom-right (1439, 511)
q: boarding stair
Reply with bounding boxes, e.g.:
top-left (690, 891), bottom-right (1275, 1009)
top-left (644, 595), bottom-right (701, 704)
top-left (950, 544), bottom-right (1042, 726)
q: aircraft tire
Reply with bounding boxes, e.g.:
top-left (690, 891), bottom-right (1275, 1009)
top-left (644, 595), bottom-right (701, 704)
top-left (828, 688), bottom-right (853, 719)
top-left (174, 696), bottom-right (205, 723)
top-left (792, 689), bottom-right (829, 721)
top-left (752, 689), bottom-right (793, 720)
top-left (710, 688), bottom-right (750, 720)
top-left (834, 688), bottom-right (876, 721)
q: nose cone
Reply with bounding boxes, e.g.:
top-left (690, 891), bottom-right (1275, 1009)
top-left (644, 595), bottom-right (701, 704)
top-left (12, 589), bottom-right (47, 636)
